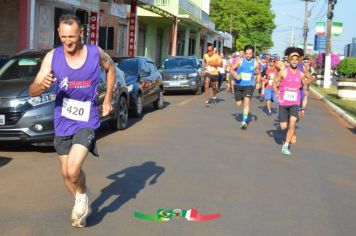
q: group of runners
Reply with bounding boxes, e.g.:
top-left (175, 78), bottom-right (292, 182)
top-left (28, 14), bottom-right (316, 228)
top-left (203, 45), bottom-right (315, 155)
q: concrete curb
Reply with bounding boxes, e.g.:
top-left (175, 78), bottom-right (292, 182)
top-left (310, 87), bottom-right (356, 128)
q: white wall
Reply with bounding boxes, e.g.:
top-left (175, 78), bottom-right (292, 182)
top-left (201, 0), bottom-right (210, 14)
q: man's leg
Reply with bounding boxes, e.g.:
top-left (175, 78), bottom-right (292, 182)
top-left (285, 117), bottom-right (297, 146)
top-left (212, 80), bottom-right (218, 102)
top-left (58, 155), bottom-right (77, 197)
top-left (67, 144), bottom-right (89, 193)
top-left (67, 144), bottom-right (90, 227)
top-left (204, 77), bottom-right (211, 105)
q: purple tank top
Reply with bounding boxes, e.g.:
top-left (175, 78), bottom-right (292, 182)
top-left (52, 45), bottom-right (100, 136)
top-left (279, 67), bottom-right (302, 106)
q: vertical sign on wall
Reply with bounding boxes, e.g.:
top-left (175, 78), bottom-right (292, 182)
top-left (90, 12), bottom-right (98, 45)
top-left (128, 0), bottom-right (138, 56)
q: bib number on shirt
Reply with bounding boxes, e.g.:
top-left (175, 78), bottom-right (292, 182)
top-left (206, 66), bottom-right (215, 72)
top-left (283, 91), bottom-right (298, 102)
top-left (241, 73), bottom-right (251, 81)
top-left (62, 98), bottom-right (91, 122)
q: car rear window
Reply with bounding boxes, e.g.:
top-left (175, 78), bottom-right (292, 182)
top-left (116, 59), bottom-right (138, 76)
top-left (0, 56), bottom-right (43, 81)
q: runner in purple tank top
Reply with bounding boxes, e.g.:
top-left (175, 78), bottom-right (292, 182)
top-left (29, 14), bottom-right (116, 227)
top-left (273, 47), bottom-right (314, 156)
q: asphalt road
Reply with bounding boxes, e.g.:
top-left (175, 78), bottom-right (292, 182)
top-left (0, 88), bottom-right (355, 236)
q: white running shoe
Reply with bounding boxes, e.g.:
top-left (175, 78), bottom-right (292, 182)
top-left (72, 189), bottom-right (91, 227)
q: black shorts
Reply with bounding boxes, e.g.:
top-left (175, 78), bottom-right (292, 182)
top-left (205, 73), bottom-right (218, 82)
top-left (234, 86), bottom-right (254, 101)
top-left (54, 128), bottom-right (99, 157)
top-left (279, 105), bottom-right (299, 122)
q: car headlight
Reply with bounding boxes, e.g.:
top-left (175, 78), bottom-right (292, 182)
top-left (9, 98), bottom-right (28, 107)
top-left (127, 84), bottom-right (133, 92)
top-left (188, 73), bottom-right (198, 78)
top-left (28, 93), bottom-right (56, 107)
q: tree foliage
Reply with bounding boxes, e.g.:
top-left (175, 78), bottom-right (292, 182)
top-left (210, 0), bottom-right (276, 53)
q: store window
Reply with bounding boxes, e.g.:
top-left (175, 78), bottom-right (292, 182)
top-left (99, 27), bottom-right (114, 50)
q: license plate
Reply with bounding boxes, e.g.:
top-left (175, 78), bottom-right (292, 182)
top-left (0, 114), bottom-right (5, 125)
top-left (170, 81), bottom-right (181, 87)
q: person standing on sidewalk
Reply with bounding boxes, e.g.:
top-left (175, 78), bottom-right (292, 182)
top-left (29, 14), bottom-right (116, 227)
top-left (231, 45), bottom-right (261, 129)
top-left (203, 46), bottom-right (221, 106)
top-left (273, 47), bottom-right (313, 155)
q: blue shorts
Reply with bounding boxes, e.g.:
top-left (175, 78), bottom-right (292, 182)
top-left (264, 88), bottom-right (278, 103)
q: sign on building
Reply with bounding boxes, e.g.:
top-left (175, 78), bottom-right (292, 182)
top-left (90, 12), bottom-right (98, 45)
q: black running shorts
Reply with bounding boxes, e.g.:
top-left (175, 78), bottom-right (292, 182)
top-left (279, 105), bottom-right (299, 123)
top-left (205, 73), bottom-right (218, 82)
top-left (54, 128), bottom-right (99, 157)
top-left (234, 85), bottom-right (254, 101)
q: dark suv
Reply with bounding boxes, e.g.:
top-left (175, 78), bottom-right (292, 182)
top-left (0, 50), bottom-right (129, 146)
top-left (113, 57), bottom-right (164, 118)
top-left (159, 56), bottom-right (204, 95)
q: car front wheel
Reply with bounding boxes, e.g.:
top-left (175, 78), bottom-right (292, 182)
top-left (132, 94), bottom-right (143, 118)
top-left (153, 89), bottom-right (164, 109)
top-left (110, 96), bottom-right (128, 131)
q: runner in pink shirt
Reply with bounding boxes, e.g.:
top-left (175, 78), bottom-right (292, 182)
top-left (273, 47), bottom-right (314, 156)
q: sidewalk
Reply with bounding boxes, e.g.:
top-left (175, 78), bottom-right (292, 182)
top-left (310, 85), bottom-right (356, 127)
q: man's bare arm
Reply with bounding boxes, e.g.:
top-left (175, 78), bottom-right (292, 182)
top-left (29, 50), bottom-right (54, 97)
top-left (230, 59), bottom-right (241, 79)
top-left (273, 69), bottom-right (285, 98)
top-left (99, 47), bottom-right (116, 103)
top-left (303, 66), bottom-right (315, 86)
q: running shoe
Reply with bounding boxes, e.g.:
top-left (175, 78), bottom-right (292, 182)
top-left (212, 97), bottom-right (217, 104)
top-left (205, 100), bottom-right (210, 107)
top-left (267, 110), bottom-right (272, 116)
top-left (72, 190), bottom-right (91, 228)
top-left (240, 122), bottom-right (248, 129)
top-left (281, 146), bottom-right (291, 156)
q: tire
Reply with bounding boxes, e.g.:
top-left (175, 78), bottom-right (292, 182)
top-left (153, 89), bottom-right (164, 109)
top-left (110, 96), bottom-right (128, 131)
top-left (132, 94), bottom-right (143, 118)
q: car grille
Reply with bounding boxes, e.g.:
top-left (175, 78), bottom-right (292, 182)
top-left (164, 74), bottom-right (187, 81)
top-left (0, 130), bottom-right (29, 140)
top-left (2, 112), bottom-right (25, 125)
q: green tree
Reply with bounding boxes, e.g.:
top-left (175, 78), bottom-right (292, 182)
top-left (210, 0), bottom-right (276, 53)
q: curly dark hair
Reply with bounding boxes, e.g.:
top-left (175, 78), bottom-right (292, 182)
top-left (284, 47), bottom-right (304, 57)
top-left (244, 45), bottom-right (254, 53)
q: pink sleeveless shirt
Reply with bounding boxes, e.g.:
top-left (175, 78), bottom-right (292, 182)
top-left (278, 67), bottom-right (302, 106)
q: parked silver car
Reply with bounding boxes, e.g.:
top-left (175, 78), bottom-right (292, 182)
top-left (0, 50), bottom-right (129, 146)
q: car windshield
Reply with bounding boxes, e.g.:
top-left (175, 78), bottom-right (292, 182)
top-left (116, 59), bottom-right (138, 76)
top-left (162, 58), bottom-right (196, 69)
top-left (0, 56), bottom-right (43, 81)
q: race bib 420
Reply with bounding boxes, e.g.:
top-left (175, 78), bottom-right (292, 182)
top-left (61, 98), bottom-right (91, 122)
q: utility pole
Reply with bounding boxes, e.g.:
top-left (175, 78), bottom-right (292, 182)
top-left (323, 0), bottom-right (337, 88)
top-left (301, 0), bottom-right (316, 54)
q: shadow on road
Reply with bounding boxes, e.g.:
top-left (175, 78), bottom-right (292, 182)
top-left (257, 105), bottom-right (278, 115)
top-left (0, 156), bottom-right (12, 167)
top-left (348, 127), bottom-right (356, 135)
top-left (0, 143), bottom-right (55, 153)
top-left (232, 113), bottom-right (258, 123)
top-left (87, 161), bottom-right (165, 227)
